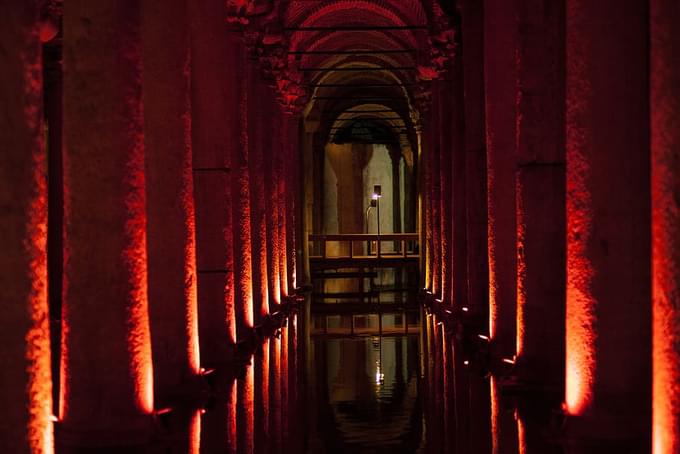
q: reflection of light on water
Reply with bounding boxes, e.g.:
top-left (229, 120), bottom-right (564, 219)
top-left (375, 365), bottom-right (385, 385)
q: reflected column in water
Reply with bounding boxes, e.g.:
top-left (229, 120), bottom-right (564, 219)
top-left (270, 336), bottom-right (282, 454)
top-left (255, 339), bottom-right (270, 454)
top-left (200, 377), bottom-right (237, 454)
top-left (237, 357), bottom-right (255, 454)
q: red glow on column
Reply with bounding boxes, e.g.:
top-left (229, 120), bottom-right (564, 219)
top-left (256, 338), bottom-right (270, 448)
top-left (236, 67), bottom-right (254, 330)
top-left (516, 410), bottom-right (526, 454)
top-left (189, 408), bottom-right (201, 454)
top-left (281, 325), bottom-right (289, 441)
top-left (651, 1), bottom-right (680, 450)
top-left (239, 356), bottom-right (255, 454)
top-left (183, 114), bottom-right (202, 371)
top-left (565, 22), bottom-right (596, 413)
top-left (515, 175), bottom-right (526, 356)
top-left (228, 379), bottom-right (237, 454)
top-left (490, 376), bottom-right (499, 454)
top-left (277, 118), bottom-right (289, 298)
top-left (124, 127), bottom-right (154, 414)
top-left (25, 65), bottom-right (54, 452)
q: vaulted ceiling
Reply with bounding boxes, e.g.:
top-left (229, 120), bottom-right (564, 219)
top-left (227, 0), bottom-right (457, 148)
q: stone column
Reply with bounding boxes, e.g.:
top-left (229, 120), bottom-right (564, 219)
top-left (460, 0), bottom-right (488, 322)
top-left (264, 96), bottom-right (281, 306)
top-left (430, 91), bottom-right (442, 298)
top-left (249, 75), bottom-right (270, 323)
top-left (0, 2), bottom-right (53, 451)
top-left (143, 0), bottom-right (200, 402)
top-left (60, 0), bottom-right (154, 445)
top-left (651, 2), bottom-right (680, 452)
top-left (484, 0), bottom-right (518, 359)
top-left (190, 0), bottom-right (237, 361)
top-left (513, 0), bottom-right (566, 390)
top-left (285, 115), bottom-right (300, 293)
top-left (301, 120), bottom-right (319, 286)
top-left (422, 120), bottom-right (434, 291)
top-left (44, 36), bottom-right (63, 414)
top-left (564, 0), bottom-right (650, 444)
top-left (275, 111), bottom-right (288, 298)
top-left (231, 46), bottom-right (254, 338)
top-left (438, 78), bottom-right (453, 307)
top-left (450, 50), bottom-right (468, 312)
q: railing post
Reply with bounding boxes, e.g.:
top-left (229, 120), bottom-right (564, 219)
top-left (322, 236), bottom-right (327, 259)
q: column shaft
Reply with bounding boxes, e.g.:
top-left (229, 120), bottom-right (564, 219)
top-left (190, 0), bottom-right (237, 361)
top-left (514, 0), bottom-right (566, 388)
top-left (450, 53), bottom-right (468, 312)
top-left (565, 0), bottom-right (651, 442)
top-left (439, 79), bottom-right (453, 306)
top-left (143, 0), bottom-right (200, 400)
top-left (264, 97), bottom-right (281, 306)
top-left (651, 1), bottom-right (680, 452)
top-left (233, 48), bottom-right (254, 336)
top-left (61, 0), bottom-right (153, 444)
top-left (249, 76), bottom-right (270, 322)
top-left (484, 0), bottom-right (518, 357)
top-left (461, 0), bottom-right (488, 320)
top-left (0, 2), bottom-right (53, 451)
top-left (431, 91), bottom-right (442, 298)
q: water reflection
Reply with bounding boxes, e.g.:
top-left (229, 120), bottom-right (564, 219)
top-left (307, 332), bottom-right (423, 452)
top-left (93, 303), bottom-right (574, 454)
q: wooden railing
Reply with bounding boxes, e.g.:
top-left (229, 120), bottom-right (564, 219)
top-left (308, 233), bottom-right (419, 260)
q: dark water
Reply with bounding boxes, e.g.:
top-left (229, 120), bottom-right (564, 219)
top-left (59, 304), bottom-right (576, 453)
top-left (305, 333), bottom-right (423, 453)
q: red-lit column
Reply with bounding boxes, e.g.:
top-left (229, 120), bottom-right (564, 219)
top-left (232, 44), bottom-right (254, 339)
top-left (651, 2), bottom-right (680, 452)
top-left (513, 0), bottom-right (566, 389)
top-left (0, 3), bottom-right (53, 452)
top-left (438, 78), bottom-right (453, 307)
top-left (565, 0), bottom-right (650, 443)
top-left (423, 116), bottom-right (434, 291)
top-left (264, 97), bottom-right (281, 307)
top-left (284, 115), bottom-right (300, 293)
top-left (430, 89), bottom-right (442, 298)
top-left (60, 0), bottom-right (154, 445)
top-left (142, 0), bottom-right (200, 402)
top-left (190, 0), bottom-right (237, 363)
top-left (461, 0), bottom-right (488, 322)
top-left (450, 52), bottom-right (469, 313)
top-left (275, 110), bottom-right (288, 299)
top-left (484, 0), bottom-right (518, 359)
top-left (249, 75), bottom-right (270, 323)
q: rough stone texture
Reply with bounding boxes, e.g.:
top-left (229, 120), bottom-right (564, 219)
top-left (0, 2), bottom-right (53, 452)
top-left (461, 0), bottom-right (488, 321)
top-left (438, 80), bottom-right (453, 306)
top-left (514, 0), bottom-right (566, 388)
top-left (190, 0), bottom-right (237, 361)
top-left (484, 0), bottom-right (518, 359)
top-left (142, 0), bottom-right (200, 402)
top-left (565, 0), bottom-right (651, 443)
top-left (651, 1), bottom-right (680, 452)
top-left (61, 0), bottom-right (154, 444)
top-left (249, 75), bottom-right (270, 322)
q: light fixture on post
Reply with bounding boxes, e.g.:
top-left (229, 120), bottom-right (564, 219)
top-left (372, 184), bottom-right (382, 237)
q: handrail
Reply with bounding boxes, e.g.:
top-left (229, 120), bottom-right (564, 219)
top-left (309, 233), bottom-right (418, 241)
top-left (308, 233), bottom-right (419, 260)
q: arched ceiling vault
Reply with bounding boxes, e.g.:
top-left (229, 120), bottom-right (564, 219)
top-left (227, 0), bottom-right (457, 143)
